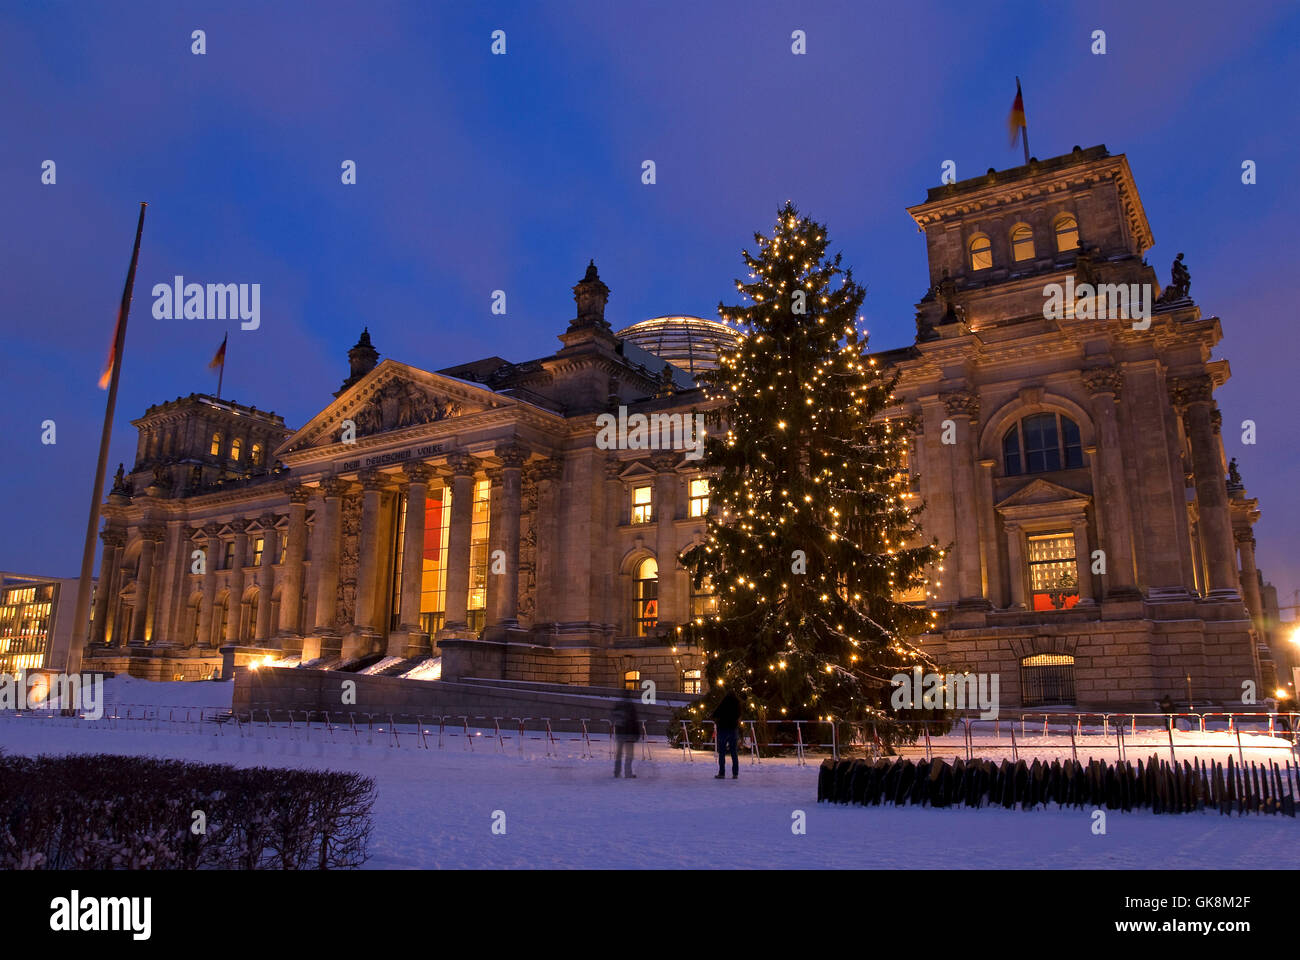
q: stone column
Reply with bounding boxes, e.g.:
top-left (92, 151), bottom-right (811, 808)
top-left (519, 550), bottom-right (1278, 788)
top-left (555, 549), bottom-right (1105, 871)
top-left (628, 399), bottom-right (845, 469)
top-left (1083, 368), bottom-right (1139, 598)
top-left (441, 453), bottom-right (477, 633)
top-left (1070, 515), bottom-right (1095, 604)
top-left (493, 443), bottom-right (527, 627)
top-left (255, 513), bottom-right (279, 642)
top-left (976, 459), bottom-right (1002, 606)
top-left (652, 453), bottom-right (680, 625)
top-left (350, 469), bottom-right (387, 648)
top-left (387, 463), bottom-right (435, 656)
top-left (197, 523), bottom-right (221, 647)
top-left (530, 459), bottom-right (563, 627)
top-left (144, 524), bottom-right (168, 643)
top-left (485, 467), bottom-right (506, 625)
top-left (602, 458), bottom-right (624, 628)
top-left (1170, 376), bottom-right (1239, 597)
top-left (130, 527), bottom-right (160, 645)
top-left (1235, 531), bottom-right (1264, 624)
top-left (1004, 522), bottom-right (1027, 609)
top-left (224, 518), bottom-right (250, 643)
top-left (943, 391), bottom-right (987, 607)
top-left (278, 486), bottom-right (311, 639)
top-left (310, 479), bottom-right (349, 634)
top-left (92, 529), bottom-right (124, 646)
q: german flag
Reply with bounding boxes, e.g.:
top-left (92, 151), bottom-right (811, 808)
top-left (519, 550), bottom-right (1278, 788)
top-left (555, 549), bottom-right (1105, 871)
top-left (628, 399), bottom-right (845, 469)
top-left (1008, 78), bottom-right (1027, 149)
top-left (209, 333), bottom-right (227, 370)
top-left (97, 306), bottom-right (124, 389)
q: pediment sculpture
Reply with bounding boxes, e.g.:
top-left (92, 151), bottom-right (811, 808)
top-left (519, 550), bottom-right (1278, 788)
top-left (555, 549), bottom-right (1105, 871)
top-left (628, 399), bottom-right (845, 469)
top-left (346, 378), bottom-right (464, 439)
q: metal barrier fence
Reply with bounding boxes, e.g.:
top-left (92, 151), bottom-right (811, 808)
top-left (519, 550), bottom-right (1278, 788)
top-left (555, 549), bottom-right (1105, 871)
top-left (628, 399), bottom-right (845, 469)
top-left (2, 704), bottom-right (1296, 767)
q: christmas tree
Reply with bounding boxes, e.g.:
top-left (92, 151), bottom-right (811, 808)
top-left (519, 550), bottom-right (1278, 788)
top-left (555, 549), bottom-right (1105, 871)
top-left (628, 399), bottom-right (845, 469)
top-left (684, 202), bottom-right (943, 731)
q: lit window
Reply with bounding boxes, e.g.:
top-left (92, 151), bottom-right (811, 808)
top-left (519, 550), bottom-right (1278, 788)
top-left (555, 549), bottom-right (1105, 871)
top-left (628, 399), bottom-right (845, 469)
top-left (230, 437), bottom-right (242, 461)
top-left (279, 537), bottom-right (288, 565)
top-left (690, 574), bottom-right (718, 620)
top-left (222, 541), bottom-right (235, 570)
top-left (251, 537), bottom-right (264, 567)
top-left (1011, 224), bottom-right (1035, 262)
top-left (1054, 215), bottom-right (1079, 253)
top-left (466, 479), bottom-right (491, 628)
top-left (209, 432), bottom-right (222, 457)
top-left (634, 557), bottom-right (658, 636)
top-left (624, 670), bottom-right (641, 692)
top-left (969, 234), bottom-right (992, 271)
top-left (1026, 532), bottom-right (1079, 611)
top-left (682, 669), bottom-right (702, 695)
top-left (1002, 414), bottom-right (1084, 476)
top-left (250, 443), bottom-right (263, 466)
top-left (632, 485), bottom-right (653, 524)
top-left (688, 477), bottom-right (710, 518)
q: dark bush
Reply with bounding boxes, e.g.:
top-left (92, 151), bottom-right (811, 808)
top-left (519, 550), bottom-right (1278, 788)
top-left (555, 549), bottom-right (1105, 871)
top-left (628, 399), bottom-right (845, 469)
top-left (0, 754), bottom-right (375, 869)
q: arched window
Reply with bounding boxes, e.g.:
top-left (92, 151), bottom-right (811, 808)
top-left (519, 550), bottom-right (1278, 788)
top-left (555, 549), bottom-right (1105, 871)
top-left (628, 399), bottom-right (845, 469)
top-left (1054, 214), bottom-right (1079, 253)
top-left (250, 443), bottom-right (263, 466)
top-left (1002, 413), bottom-right (1084, 475)
top-left (633, 557), bottom-right (658, 636)
top-left (230, 437), bottom-right (243, 461)
top-left (209, 432), bottom-right (222, 457)
top-left (968, 234), bottom-right (992, 271)
top-left (1010, 224), bottom-right (1035, 262)
top-left (1020, 653), bottom-right (1076, 706)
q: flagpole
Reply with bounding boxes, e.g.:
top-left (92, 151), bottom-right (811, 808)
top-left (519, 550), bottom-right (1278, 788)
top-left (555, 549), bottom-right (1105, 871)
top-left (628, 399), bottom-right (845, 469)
top-left (61, 202), bottom-right (147, 676)
top-left (1017, 77), bottom-right (1031, 165)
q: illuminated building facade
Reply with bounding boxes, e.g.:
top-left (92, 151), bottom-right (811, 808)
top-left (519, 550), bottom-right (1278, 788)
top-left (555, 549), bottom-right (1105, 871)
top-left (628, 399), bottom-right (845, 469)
top-left (67, 147), bottom-right (1268, 709)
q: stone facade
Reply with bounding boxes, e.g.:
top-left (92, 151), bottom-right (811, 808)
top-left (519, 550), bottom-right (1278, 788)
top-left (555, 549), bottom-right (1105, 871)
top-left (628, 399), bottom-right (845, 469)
top-left (72, 145), bottom-right (1268, 711)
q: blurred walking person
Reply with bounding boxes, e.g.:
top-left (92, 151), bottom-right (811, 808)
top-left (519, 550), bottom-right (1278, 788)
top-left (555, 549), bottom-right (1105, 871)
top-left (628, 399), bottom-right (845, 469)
top-left (612, 691), bottom-right (640, 778)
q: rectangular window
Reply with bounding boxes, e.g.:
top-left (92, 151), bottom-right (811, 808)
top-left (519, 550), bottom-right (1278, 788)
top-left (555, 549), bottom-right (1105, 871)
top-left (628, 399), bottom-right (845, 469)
top-left (419, 489), bottom-right (452, 635)
top-left (632, 485), bottom-right (653, 524)
top-left (682, 669), bottom-right (702, 695)
top-left (390, 496), bottom-right (407, 631)
top-left (1027, 532), bottom-right (1080, 611)
top-left (222, 541), bottom-right (234, 570)
top-left (688, 477), bottom-right (710, 518)
top-left (624, 670), bottom-right (641, 692)
top-left (279, 537), bottom-right (288, 565)
top-left (690, 575), bottom-right (718, 620)
top-left (467, 479), bottom-right (490, 626)
top-left (1023, 414), bottom-right (1061, 473)
top-left (251, 537), bottom-right (264, 567)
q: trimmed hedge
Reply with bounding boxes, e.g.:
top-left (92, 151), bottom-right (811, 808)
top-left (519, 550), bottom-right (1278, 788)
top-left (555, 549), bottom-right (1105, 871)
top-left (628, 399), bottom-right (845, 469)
top-left (0, 753), bottom-right (375, 869)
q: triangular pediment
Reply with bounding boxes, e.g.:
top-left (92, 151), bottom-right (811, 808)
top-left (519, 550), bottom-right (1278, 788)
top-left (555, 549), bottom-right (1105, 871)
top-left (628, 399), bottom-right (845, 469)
top-left (996, 477), bottom-right (1088, 509)
top-left (276, 360), bottom-right (508, 456)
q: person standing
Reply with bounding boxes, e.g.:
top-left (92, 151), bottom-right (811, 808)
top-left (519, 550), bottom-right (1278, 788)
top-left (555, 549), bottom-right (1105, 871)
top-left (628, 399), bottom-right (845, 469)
top-left (711, 690), bottom-right (741, 779)
top-left (612, 692), bottom-right (640, 778)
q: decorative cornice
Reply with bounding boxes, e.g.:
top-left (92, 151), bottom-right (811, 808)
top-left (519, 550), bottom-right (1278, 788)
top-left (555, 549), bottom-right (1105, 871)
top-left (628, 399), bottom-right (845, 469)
top-left (288, 485), bottom-right (313, 505)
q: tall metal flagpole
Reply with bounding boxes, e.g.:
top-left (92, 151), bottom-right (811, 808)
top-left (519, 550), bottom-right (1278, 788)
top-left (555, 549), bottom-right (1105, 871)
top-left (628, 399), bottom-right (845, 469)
top-left (62, 202), bottom-right (147, 676)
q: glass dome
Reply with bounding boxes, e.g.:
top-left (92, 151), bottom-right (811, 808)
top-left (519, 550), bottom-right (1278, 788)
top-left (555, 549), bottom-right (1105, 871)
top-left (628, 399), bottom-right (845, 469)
top-left (615, 315), bottom-right (740, 376)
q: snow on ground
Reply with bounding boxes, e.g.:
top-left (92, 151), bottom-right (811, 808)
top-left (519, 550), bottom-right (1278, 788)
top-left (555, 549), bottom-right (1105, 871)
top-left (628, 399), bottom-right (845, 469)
top-left (1, 691), bottom-right (1295, 869)
top-left (98, 675), bottom-right (236, 711)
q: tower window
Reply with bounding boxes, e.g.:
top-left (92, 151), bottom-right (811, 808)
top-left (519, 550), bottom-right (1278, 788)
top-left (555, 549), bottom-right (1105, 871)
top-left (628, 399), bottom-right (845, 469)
top-left (1003, 413), bottom-right (1085, 476)
top-left (631, 485), bottom-right (653, 524)
top-left (688, 477), bottom-right (710, 518)
top-left (1054, 215), bottom-right (1079, 253)
top-left (969, 234), bottom-right (993, 271)
top-left (1011, 224), bottom-right (1035, 262)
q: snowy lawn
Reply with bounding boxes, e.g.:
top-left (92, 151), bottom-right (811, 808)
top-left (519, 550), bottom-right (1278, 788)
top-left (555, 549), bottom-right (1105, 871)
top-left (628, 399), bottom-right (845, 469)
top-left (0, 676), bottom-right (1292, 869)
